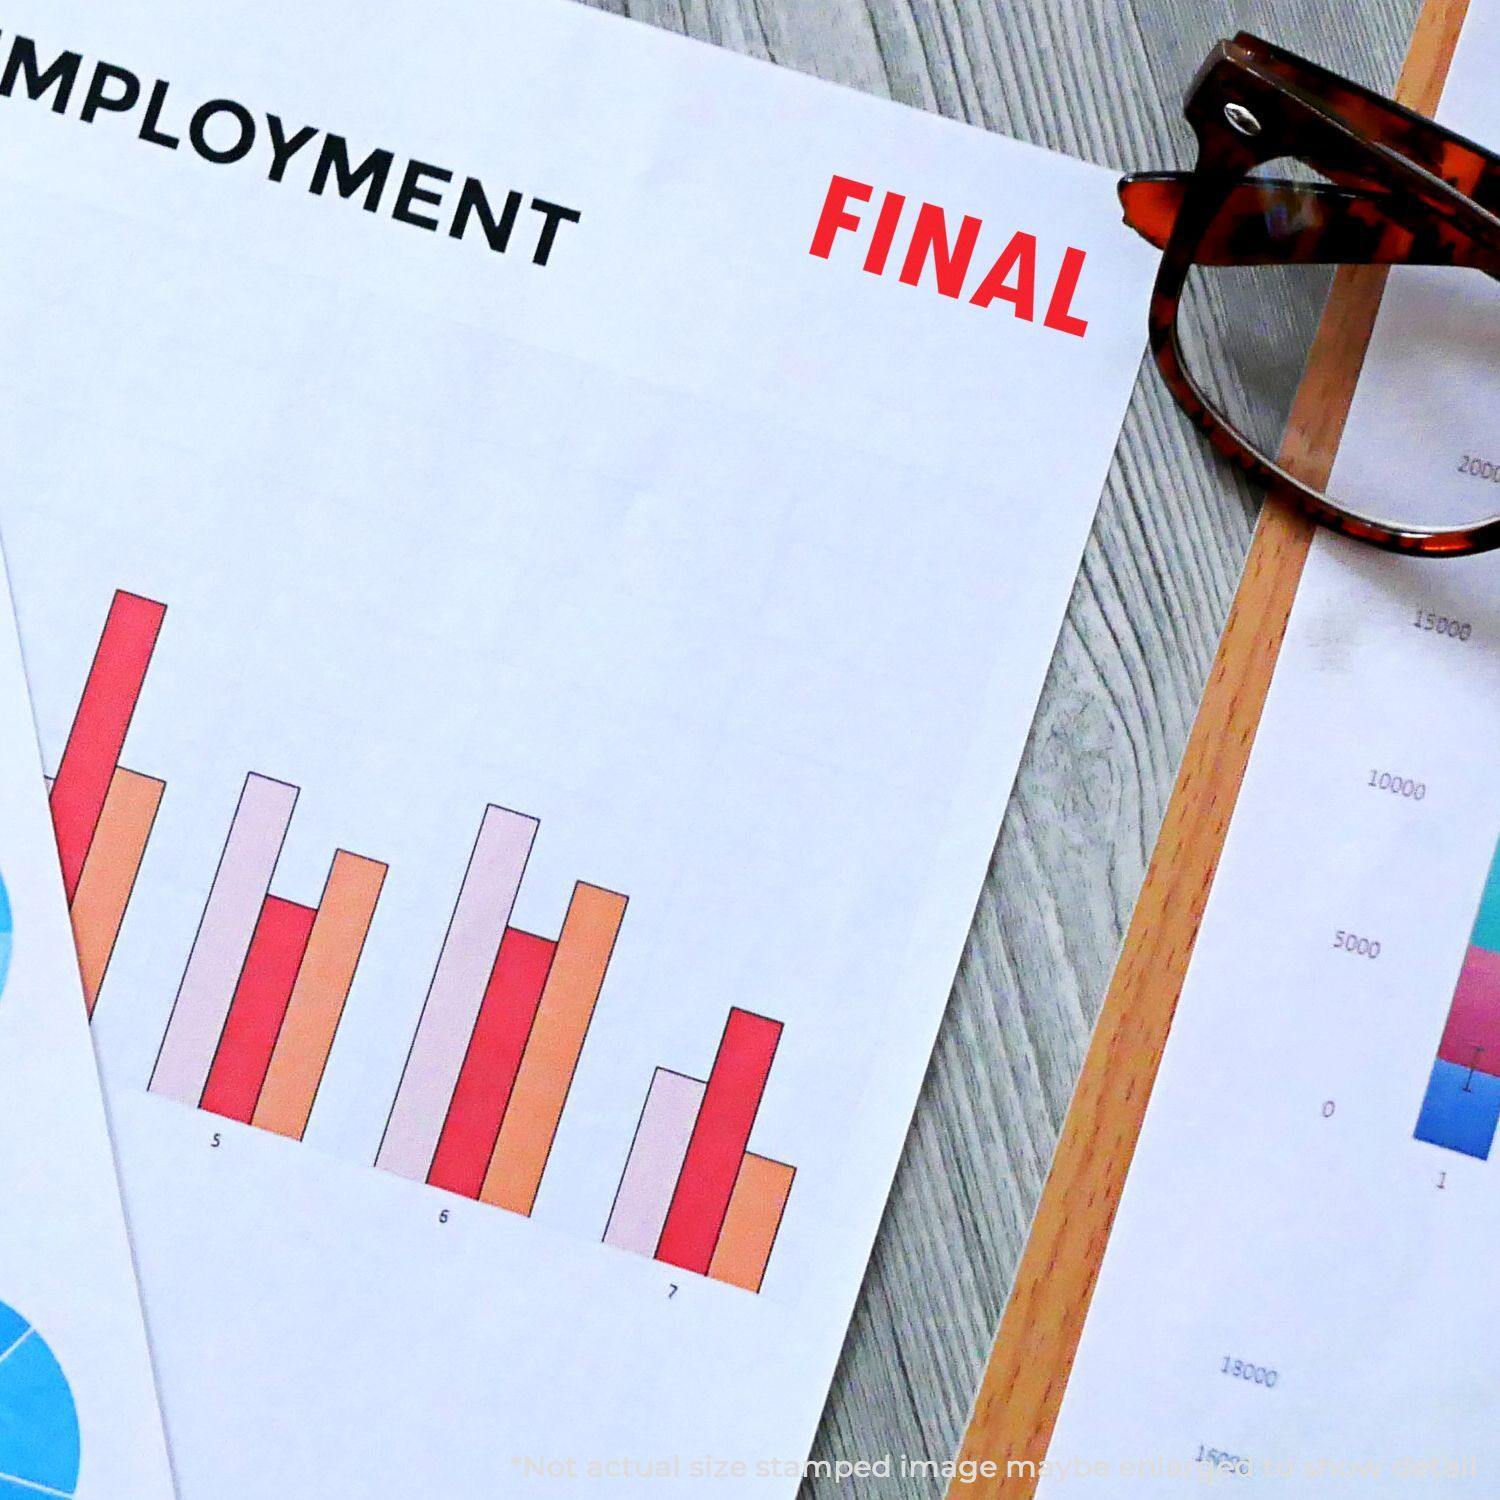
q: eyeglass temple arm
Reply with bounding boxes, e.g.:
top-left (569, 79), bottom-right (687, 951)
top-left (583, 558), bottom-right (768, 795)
top-left (1120, 172), bottom-right (1492, 269)
top-left (1230, 32), bottom-right (1498, 207)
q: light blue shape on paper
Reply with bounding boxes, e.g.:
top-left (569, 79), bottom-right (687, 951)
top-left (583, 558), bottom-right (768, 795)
top-left (0, 870), bottom-right (10, 1000)
top-left (0, 1301), bottom-right (81, 1496)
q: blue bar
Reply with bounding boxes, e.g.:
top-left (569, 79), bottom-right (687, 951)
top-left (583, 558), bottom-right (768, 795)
top-left (1470, 839), bottom-right (1500, 954)
top-left (1415, 1058), bottom-right (1500, 1160)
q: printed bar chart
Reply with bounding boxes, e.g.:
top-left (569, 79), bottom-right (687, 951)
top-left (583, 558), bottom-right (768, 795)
top-left (59, 588), bottom-right (767, 1280)
top-left (606, 1007), bottom-right (793, 1293)
top-left (50, 592), bottom-right (165, 901)
top-left (376, 797), bottom-right (629, 1223)
top-left (70, 769), bottom-right (165, 1014)
top-left (480, 882), bottom-right (628, 1216)
top-left (604, 1070), bottom-right (706, 1257)
top-left (709, 1154), bottom-right (796, 1294)
top-left (377, 805), bottom-right (539, 1180)
top-left (658, 1009), bottom-right (783, 1274)
top-left (150, 772), bottom-right (388, 1133)
top-left (49, 592), bottom-right (167, 1014)
top-left (428, 928), bottom-right (556, 1199)
top-left (253, 852), bottom-right (387, 1141)
top-left (151, 774), bottom-right (300, 1105)
top-left (201, 895), bottom-right (318, 1123)
top-left (1416, 839), bottom-right (1500, 1159)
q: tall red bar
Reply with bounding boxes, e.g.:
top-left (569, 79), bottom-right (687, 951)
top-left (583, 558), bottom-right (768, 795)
top-left (655, 1009), bottom-right (783, 1274)
top-left (201, 896), bottom-right (316, 1124)
top-left (428, 929), bottom-right (556, 1199)
top-left (50, 591), bottom-right (166, 902)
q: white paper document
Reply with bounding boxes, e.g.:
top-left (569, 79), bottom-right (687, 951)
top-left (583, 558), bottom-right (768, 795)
top-left (0, 555), bottom-right (175, 1497)
top-left (1042, 5), bottom-right (1500, 1494)
top-left (0, 1), bottom-right (1155, 1491)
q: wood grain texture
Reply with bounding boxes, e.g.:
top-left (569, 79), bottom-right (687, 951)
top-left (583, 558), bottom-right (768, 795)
top-left (569, 0), bottom-right (1426, 1489)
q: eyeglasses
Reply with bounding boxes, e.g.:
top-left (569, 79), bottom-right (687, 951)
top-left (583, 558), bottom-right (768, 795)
top-left (1120, 34), bottom-right (1499, 558)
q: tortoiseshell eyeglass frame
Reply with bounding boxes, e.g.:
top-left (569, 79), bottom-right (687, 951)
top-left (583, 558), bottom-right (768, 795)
top-left (1119, 33), bottom-right (1500, 558)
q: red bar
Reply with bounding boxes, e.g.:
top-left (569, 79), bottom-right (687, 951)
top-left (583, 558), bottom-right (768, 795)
top-left (428, 929), bottom-right (556, 1199)
top-left (655, 1009), bottom-right (783, 1274)
top-left (201, 896), bottom-right (316, 1124)
top-left (51, 591), bottom-right (166, 902)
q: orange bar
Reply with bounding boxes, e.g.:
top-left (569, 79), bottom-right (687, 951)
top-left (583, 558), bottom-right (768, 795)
top-left (70, 768), bottom-right (164, 1015)
top-left (708, 1154), bottom-right (795, 1293)
top-left (481, 883), bottom-right (627, 1215)
top-left (252, 851), bottom-right (387, 1141)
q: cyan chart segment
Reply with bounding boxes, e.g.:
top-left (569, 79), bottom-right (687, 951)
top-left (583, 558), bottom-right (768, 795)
top-left (1417, 841), bottom-right (1500, 1158)
top-left (0, 874), bottom-right (11, 1001)
top-left (605, 1008), bottom-right (795, 1293)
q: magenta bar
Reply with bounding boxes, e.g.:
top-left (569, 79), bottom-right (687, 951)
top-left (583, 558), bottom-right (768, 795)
top-left (603, 1070), bottom-right (706, 1257)
top-left (150, 774), bottom-right (298, 1105)
top-left (376, 804), bottom-right (538, 1180)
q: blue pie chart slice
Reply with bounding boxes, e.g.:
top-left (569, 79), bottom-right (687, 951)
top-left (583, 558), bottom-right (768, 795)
top-left (0, 1301), bottom-right (80, 1496)
top-left (0, 871), bottom-right (10, 1000)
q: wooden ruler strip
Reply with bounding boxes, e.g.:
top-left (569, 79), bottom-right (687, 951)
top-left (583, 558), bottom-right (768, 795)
top-left (950, 1), bottom-right (1472, 1490)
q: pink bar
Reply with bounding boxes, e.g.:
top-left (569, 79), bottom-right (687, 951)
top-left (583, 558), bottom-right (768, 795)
top-left (1439, 946), bottom-right (1500, 1077)
top-left (150, 774), bottom-right (298, 1105)
top-left (603, 1070), bottom-right (706, 1257)
top-left (376, 805), bottom-right (538, 1180)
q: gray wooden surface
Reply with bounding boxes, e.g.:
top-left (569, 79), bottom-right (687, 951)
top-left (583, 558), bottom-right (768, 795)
top-left (584, 0), bottom-right (1421, 1489)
